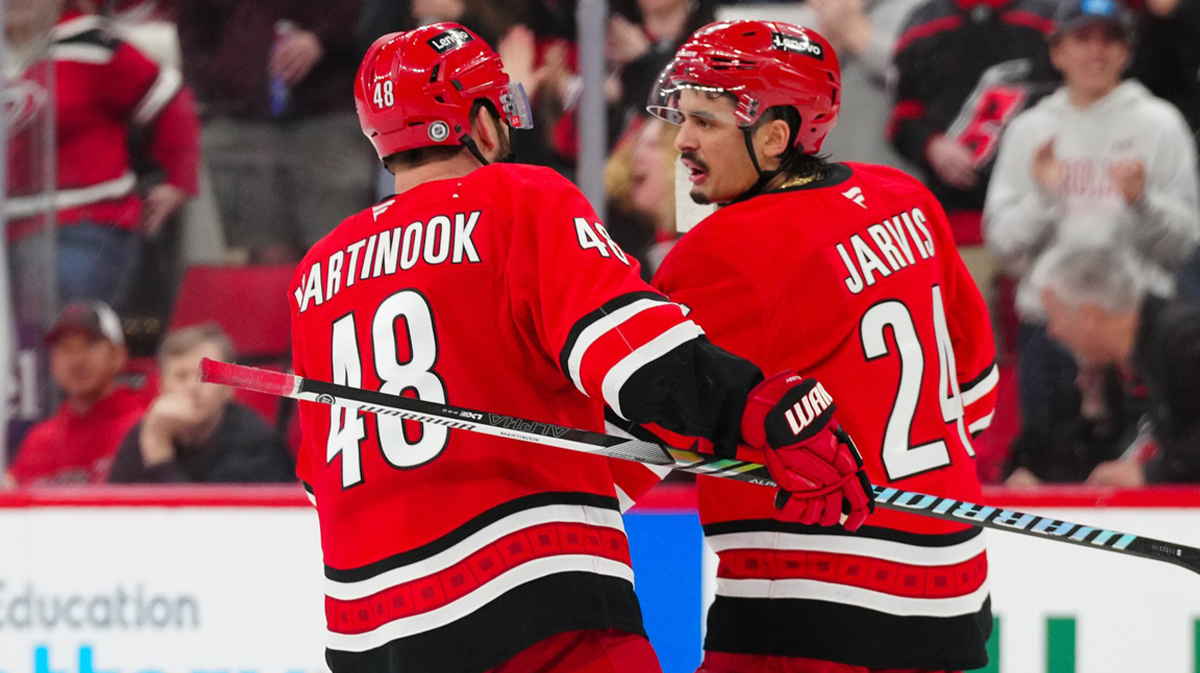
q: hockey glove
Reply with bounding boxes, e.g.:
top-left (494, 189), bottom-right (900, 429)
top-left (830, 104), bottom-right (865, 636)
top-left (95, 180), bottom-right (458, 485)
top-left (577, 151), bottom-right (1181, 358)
top-left (740, 371), bottom-right (874, 531)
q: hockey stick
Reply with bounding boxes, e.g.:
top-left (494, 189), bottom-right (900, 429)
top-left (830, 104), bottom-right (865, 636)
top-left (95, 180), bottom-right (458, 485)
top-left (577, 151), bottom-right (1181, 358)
top-left (200, 358), bottom-right (1200, 576)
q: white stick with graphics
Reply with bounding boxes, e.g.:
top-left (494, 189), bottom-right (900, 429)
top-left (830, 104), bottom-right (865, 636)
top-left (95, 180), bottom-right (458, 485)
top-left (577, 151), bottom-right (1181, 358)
top-left (199, 358), bottom-right (1200, 577)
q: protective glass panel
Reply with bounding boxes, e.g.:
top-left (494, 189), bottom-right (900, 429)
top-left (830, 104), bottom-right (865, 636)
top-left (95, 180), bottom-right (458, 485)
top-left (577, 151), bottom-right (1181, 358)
top-left (4, 7), bottom-right (61, 470)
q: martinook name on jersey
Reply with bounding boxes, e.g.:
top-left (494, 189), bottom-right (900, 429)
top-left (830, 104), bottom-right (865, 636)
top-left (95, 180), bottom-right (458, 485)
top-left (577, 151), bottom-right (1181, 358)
top-left (293, 207), bottom-right (483, 313)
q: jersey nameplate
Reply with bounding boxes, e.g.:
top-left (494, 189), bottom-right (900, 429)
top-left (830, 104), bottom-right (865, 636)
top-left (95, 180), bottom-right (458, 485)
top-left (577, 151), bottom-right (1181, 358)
top-left (834, 207), bottom-right (936, 294)
top-left (294, 210), bottom-right (482, 313)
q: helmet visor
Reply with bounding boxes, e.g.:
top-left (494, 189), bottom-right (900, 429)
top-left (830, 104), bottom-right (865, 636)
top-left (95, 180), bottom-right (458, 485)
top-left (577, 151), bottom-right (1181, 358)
top-left (501, 82), bottom-right (534, 130)
top-left (646, 56), bottom-right (759, 129)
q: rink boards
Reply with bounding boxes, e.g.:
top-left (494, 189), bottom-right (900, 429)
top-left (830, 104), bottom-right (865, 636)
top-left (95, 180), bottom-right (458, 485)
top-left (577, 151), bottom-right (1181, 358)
top-left (0, 486), bottom-right (1197, 673)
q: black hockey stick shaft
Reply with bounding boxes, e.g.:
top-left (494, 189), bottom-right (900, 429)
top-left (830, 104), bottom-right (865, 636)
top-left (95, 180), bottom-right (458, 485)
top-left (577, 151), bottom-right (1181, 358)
top-left (200, 358), bottom-right (1200, 576)
top-left (871, 487), bottom-right (1200, 576)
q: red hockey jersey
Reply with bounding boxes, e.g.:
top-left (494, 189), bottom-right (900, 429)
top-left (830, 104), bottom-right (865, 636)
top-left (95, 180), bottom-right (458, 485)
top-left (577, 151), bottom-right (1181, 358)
top-left (290, 163), bottom-right (734, 672)
top-left (652, 162), bottom-right (998, 670)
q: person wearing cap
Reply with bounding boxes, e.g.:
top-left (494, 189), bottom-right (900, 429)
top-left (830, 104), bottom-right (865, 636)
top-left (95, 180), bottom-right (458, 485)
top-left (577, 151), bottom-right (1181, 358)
top-left (984, 0), bottom-right (1200, 486)
top-left (4, 301), bottom-right (147, 487)
top-left (107, 323), bottom-right (294, 484)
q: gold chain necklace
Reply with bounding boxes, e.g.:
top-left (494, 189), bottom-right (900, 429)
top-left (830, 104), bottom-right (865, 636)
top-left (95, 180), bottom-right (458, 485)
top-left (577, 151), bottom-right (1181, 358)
top-left (777, 173), bottom-right (818, 189)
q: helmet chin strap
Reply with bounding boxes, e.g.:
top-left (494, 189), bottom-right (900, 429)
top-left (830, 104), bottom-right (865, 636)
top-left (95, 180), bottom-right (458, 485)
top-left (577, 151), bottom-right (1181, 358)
top-left (462, 136), bottom-right (491, 166)
top-left (725, 129), bottom-right (781, 205)
top-left (461, 125), bottom-right (518, 166)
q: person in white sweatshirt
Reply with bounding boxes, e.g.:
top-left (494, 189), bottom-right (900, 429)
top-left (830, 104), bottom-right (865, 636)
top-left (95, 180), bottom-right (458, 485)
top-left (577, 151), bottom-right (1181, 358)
top-left (984, 0), bottom-right (1200, 485)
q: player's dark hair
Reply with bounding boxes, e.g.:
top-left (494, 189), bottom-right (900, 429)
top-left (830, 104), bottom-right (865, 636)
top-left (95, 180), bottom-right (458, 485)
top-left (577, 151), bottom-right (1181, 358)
top-left (382, 100), bottom-right (501, 173)
top-left (752, 105), bottom-right (831, 182)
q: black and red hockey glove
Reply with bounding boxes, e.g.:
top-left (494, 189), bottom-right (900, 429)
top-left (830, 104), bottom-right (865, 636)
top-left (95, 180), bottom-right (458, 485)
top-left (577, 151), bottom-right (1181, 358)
top-left (740, 371), bottom-right (874, 531)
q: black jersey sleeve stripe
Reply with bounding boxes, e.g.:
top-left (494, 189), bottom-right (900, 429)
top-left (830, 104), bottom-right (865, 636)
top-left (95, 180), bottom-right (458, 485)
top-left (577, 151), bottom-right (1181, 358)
top-left (960, 360), bottom-right (999, 394)
top-left (57, 27), bottom-right (119, 51)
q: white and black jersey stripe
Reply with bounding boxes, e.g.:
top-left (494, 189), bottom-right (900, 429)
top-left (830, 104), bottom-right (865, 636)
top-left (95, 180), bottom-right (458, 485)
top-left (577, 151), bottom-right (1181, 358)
top-left (322, 492), bottom-right (645, 672)
top-left (961, 361), bottom-right (999, 436)
top-left (702, 520), bottom-right (991, 669)
top-left (559, 291), bottom-right (705, 419)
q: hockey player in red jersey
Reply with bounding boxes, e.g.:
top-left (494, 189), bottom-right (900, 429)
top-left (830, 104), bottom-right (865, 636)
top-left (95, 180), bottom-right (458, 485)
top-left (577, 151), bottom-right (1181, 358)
top-left (289, 23), bottom-right (873, 673)
top-left (644, 20), bottom-right (1000, 673)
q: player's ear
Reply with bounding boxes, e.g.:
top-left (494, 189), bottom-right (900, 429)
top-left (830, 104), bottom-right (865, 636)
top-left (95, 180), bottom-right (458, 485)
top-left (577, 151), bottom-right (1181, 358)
top-left (470, 104), bottom-right (501, 159)
top-left (757, 118), bottom-right (792, 164)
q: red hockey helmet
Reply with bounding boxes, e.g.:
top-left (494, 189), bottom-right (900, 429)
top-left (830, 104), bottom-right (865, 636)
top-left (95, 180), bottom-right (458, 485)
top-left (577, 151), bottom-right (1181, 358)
top-left (355, 23), bottom-right (533, 160)
top-left (648, 21), bottom-right (840, 154)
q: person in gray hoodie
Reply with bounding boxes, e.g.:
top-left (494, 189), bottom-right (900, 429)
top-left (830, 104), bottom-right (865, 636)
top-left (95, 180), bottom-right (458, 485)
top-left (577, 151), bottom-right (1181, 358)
top-left (983, 0), bottom-right (1200, 484)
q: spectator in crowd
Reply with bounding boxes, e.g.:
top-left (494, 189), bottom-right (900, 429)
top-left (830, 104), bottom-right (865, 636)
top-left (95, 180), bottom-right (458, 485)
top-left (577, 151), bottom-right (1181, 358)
top-left (103, 0), bottom-right (179, 64)
top-left (5, 0), bottom-right (200, 312)
top-left (497, 20), bottom-right (579, 173)
top-left (521, 0), bottom-right (715, 169)
top-left (357, 0), bottom-right (520, 48)
top-left (727, 0), bottom-right (925, 171)
top-left (984, 0), bottom-right (1200, 461)
top-left (1131, 0), bottom-right (1200, 300)
top-left (889, 0), bottom-right (1058, 301)
top-left (2, 302), bottom-right (147, 487)
top-left (175, 0), bottom-right (374, 263)
top-left (603, 115), bottom-right (679, 278)
top-left (412, 0), bottom-right (508, 44)
top-left (1036, 245), bottom-right (1200, 485)
top-left (1001, 363), bottom-right (1150, 484)
top-left (104, 0), bottom-right (232, 328)
top-left (1130, 0), bottom-right (1200, 150)
top-left (606, 0), bottom-right (715, 136)
top-left (108, 324), bottom-right (294, 483)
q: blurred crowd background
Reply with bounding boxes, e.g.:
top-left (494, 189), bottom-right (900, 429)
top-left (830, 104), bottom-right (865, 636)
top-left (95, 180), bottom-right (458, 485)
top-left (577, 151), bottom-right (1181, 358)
top-left (2, 0), bottom-right (1198, 489)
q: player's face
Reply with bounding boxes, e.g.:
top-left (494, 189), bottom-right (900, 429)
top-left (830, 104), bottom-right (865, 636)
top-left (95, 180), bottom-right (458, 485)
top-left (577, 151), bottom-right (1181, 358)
top-left (160, 340), bottom-right (234, 428)
top-left (1041, 288), bottom-right (1110, 365)
top-left (49, 331), bottom-right (124, 404)
top-left (1050, 22), bottom-right (1130, 102)
top-left (672, 89), bottom-right (760, 205)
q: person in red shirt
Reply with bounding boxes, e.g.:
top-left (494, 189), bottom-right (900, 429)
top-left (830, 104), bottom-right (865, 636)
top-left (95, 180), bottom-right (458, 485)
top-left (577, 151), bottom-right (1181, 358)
top-left (5, 0), bottom-right (200, 311)
top-left (641, 20), bottom-right (1000, 673)
top-left (4, 301), bottom-right (147, 487)
top-left (288, 23), bottom-right (872, 673)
